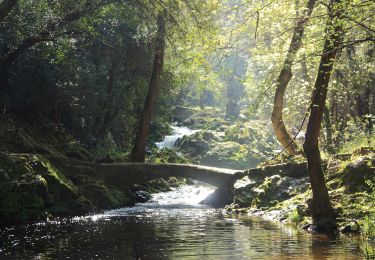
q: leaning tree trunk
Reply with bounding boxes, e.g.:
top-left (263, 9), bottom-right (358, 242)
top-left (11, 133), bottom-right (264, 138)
top-left (303, 0), bottom-right (344, 232)
top-left (271, 0), bottom-right (316, 155)
top-left (131, 14), bottom-right (166, 162)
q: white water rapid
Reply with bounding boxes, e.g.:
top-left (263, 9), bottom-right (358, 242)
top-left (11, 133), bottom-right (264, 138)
top-left (155, 125), bottom-right (198, 149)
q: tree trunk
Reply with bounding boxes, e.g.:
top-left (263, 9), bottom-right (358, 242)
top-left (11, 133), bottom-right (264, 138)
top-left (93, 57), bottom-right (117, 145)
top-left (271, 0), bottom-right (316, 155)
top-left (303, 0), bottom-right (344, 232)
top-left (323, 105), bottom-right (335, 154)
top-left (131, 14), bottom-right (166, 162)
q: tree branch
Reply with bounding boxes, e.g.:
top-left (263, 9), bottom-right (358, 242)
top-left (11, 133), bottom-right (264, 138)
top-left (2, 0), bottom-right (117, 68)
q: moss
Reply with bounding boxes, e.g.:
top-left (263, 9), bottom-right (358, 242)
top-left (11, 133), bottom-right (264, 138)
top-left (0, 117), bottom-right (94, 161)
top-left (71, 174), bottom-right (132, 209)
top-left (288, 208), bottom-right (304, 226)
top-left (0, 153), bottom-right (93, 223)
top-left (37, 155), bottom-right (78, 193)
top-left (339, 156), bottom-right (374, 193)
top-left (148, 148), bottom-right (190, 164)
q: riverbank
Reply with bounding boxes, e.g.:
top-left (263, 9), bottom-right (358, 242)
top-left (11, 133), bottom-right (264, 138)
top-left (0, 115), bottom-right (192, 224)
top-left (0, 152), bottom-right (189, 224)
top-left (1, 109), bottom-right (374, 237)
top-left (225, 147), bottom-right (375, 234)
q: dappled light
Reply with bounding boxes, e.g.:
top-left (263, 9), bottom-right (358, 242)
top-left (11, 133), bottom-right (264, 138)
top-left (0, 0), bottom-right (373, 258)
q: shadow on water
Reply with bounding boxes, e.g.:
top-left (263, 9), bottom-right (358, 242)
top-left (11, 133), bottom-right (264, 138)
top-left (0, 185), bottom-right (362, 259)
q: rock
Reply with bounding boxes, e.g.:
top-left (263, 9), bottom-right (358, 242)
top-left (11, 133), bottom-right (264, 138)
top-left (0, 152), bottom-right (134, 224)
top-left (199, 188), bottom-right (232, 207)
top-left (233, 169), bottom-right (310, 209)
top-left (148, 148), bottom-right (190, 164)
top-left (176, 131), bottom-right (261, 169)
top-left (244, 162), bottom-right (309, 179)
top-left (133, 191), bottom-right (152, 203)
top-left (342, 157), bottom-right (374, 192)
top-left (224, 203), bottom-right (240, 212)
top-left (340, 221), bottom-right (360, 234)
top-left (172, 106), bottom-right (200, 122)
top-left (214, 219), bottom-right (235, 226)
top-left (353, 147), bottom-right (374, 156)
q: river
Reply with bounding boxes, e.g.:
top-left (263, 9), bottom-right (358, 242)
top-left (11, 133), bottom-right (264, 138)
top-left (0, 184), bottom-right (362, 259)
top-left (155, 125), bottom-right (198, 149)
top-left (0, 126), bottom-right (364, 259)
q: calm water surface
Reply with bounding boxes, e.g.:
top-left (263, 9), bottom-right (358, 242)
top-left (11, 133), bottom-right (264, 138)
top-left (0, 185), bottom-right (362, 259)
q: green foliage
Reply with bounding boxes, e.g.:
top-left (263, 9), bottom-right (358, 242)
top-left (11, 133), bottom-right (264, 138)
top-left (360, 214), bottom-right (375, 259)
top-left (148, 148), bottom-right (190, 164)
top-left (288, 208), bottom-right (304, 226)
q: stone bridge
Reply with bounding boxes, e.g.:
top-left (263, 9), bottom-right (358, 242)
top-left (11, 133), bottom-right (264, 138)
top-left (48, 157), bottom-right (244, 196)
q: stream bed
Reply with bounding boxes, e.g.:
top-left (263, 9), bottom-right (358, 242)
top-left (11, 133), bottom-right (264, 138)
top-left (0, 184), bottom-right (363, 259)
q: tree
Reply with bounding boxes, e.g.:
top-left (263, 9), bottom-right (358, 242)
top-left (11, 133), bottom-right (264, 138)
top-left (131, 13), bottom-right (166, 162)
top-left (0, 0), bottom-right (17, 23)
top-left (271, 0), bottom-right (316, 155)
top-left (0, 0), bottom-right (116, 91)
top-left (303, 0), bottom-right (345, 232)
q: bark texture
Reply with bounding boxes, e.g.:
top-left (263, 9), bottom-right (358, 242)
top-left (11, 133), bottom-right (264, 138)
top-left (271, 0), bottom-right (316, 155)
top-left (131, 14), bottom-right (166, 162)
top-left (303, 0), bottom-right (344, 232)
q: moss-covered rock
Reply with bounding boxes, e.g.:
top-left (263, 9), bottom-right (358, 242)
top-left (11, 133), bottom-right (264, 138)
top-left (226, 149), bottom-right (375, 233)
top-left (148, 148), bottom-right (190, 164)
top-left (176, 130), bottom-right (261, 169)
top-left (0, 153), bottom-right (51, 223)
top-left (178, 107), bottom-right (227, 130)
top-left (71, 174), bottom-right (132, 209)
top-left (0, 152), bottom-right (134, 224)
top-left (341, 156), bottom-right (374, 192)
top-left (0, 117), bottom-right (93, 161)
top-left (233, 173), bottom-right (309, 208)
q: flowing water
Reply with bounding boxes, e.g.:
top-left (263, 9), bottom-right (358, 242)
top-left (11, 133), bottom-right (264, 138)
top-left (155, 125), bottom-right (198, 149)
top-left (0, 127), bottom-right (363, 259)
top-left (0, 184), bottom-right (363, 259)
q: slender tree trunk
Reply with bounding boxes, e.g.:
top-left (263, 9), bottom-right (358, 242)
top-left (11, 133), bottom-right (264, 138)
top-left (271, 0), bottom-right (316, 155)
top-left (303, 0), bottom-right (344, 232)
top-left (131, 14), bottom-right (166, 162)
top-left (93, 58), bottom-right (117, 146)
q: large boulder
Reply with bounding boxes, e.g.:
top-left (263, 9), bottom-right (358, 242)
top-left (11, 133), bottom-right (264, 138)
top-left (341, 155), bottom-right (374, 192)
top-left (0, 153), bottom-right (90, 223)
top-left (176, 130), bottom-right (261, 169)
top-left (0, 153), bottom-right (134, 224)
top-left (232, 162), bottom-right (310, 208)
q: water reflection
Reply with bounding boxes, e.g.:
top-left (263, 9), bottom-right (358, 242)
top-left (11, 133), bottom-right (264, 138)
top-left (0, 185), bottom-right (362, 259)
